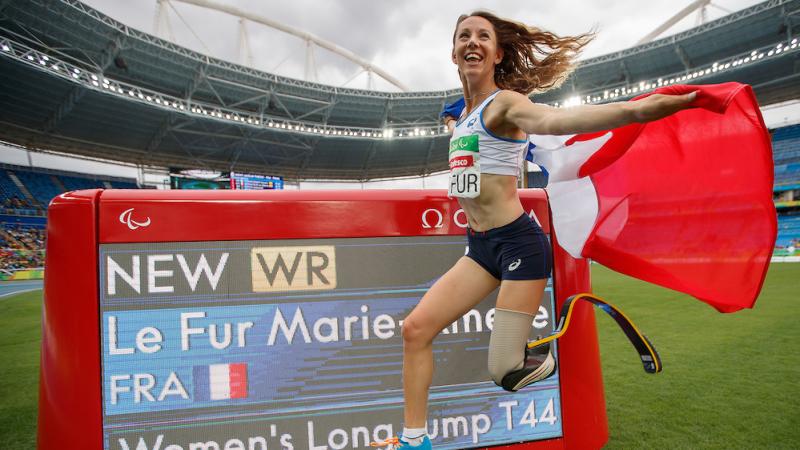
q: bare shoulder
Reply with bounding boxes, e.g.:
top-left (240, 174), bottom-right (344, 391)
top-left (485, 91), bottom-right (528, 123)
top-left (490, 90), bottom-right (556, 135)
top-left (493, 90), bottom-right (529, 107)
top-left (484, 90), bottom-right (531, 139)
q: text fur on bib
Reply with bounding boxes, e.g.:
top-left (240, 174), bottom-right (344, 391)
top-left (448, 134), bottom-right (480, 198)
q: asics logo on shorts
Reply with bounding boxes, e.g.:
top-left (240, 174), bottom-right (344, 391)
top-left (508, 259), bottom-right (521, 271)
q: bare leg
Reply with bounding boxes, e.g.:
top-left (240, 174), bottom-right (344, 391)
top-left (402, 257), bottom-right (499, 427)
top-left (495, 279), bottom-right (547, 315)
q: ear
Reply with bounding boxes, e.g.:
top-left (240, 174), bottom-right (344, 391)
top-left (495, 47), bottom-right (504, 65)
top-left (451, 48), bottom-right (458, 65)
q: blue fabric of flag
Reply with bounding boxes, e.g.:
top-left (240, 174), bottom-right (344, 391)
top-left (193, 365), bottom-right (210, 401)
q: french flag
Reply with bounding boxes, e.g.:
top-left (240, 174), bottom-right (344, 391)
top-left (193, 363), bottom-right (248, 401)
top-left (450, 83), bottom-right (775, 312)
top-left (530, 83), bottom-right (776, 313)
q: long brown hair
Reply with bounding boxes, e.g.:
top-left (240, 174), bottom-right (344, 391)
top-left (454, 11), bottom-right (594, 94)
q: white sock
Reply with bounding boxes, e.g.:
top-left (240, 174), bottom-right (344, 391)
top-left (401, 427), bottom-right (427, 446)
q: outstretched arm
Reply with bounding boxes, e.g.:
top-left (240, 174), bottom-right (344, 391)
top-left (498, 90), bottom-right (697, 136)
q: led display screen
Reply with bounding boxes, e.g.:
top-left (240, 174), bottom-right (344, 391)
top-left (169, 176), bottom-right (230, 190)
top-left (230, 172), bottom-right (284, 190)
top-left (100, 236), bottom-right (562, 450)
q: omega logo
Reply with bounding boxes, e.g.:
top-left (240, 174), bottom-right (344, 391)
top-left (421, 209), bottom-right (443, 229)
top-left (421, 208), bottom-right (468, 229)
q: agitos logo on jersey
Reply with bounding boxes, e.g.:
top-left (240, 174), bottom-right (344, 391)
top-left (448, 135), bottom-right (479, 169)
top-left (449, 134), bottom-right (478, 153)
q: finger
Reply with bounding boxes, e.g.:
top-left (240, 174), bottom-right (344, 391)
top-left (666, 92), bottom-right (694, 104)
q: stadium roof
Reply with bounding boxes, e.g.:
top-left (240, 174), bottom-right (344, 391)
top-left (0, 0), bottom-right (798, 180)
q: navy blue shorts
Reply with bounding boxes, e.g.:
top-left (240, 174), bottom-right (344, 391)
top-left (466, 213), bottom-right (552, 281)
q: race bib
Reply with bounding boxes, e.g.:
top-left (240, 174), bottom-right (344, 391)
top-left (448, 134), bottom-right (481, 198)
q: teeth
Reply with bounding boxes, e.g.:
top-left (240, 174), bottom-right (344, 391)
top-left (465, 53), bottom-right (481, 61)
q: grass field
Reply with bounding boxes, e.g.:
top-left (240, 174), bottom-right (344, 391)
top-left (1, 264), bottom-right (798, 449)
top-left (0, 289), bottom-right (41, 450)
top-left (594, 263), bottom-right (800, 449)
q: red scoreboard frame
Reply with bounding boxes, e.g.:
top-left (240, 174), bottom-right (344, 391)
top-left (38, 189), bottom-right (607, 449)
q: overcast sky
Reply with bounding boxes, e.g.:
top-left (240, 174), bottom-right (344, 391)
top-left (82, 0), bottom-right (764, 92)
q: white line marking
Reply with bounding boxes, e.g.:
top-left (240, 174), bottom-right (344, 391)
top-left (0, 288), bottom-right (42, 299)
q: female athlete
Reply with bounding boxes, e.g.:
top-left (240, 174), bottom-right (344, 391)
top-left (381, 11), bottom-right (696, 449)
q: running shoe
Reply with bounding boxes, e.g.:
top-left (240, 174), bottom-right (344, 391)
top-left (500, 340), bottom-right (557, 392)
top-left (370, 435), bottom-right (432, 449)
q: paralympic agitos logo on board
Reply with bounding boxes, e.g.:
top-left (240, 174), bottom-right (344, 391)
top-left (119, 208), bottom-right (151, 230)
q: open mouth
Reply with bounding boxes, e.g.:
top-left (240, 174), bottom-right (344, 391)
top-left (464, 52), bottom-right (483, 63)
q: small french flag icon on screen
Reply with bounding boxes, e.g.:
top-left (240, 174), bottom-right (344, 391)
top-left (193, 363), bottom-right (248, 401)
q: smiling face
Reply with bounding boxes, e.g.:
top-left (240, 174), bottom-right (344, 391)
top-left (452, 15), bottom-right (503, 85)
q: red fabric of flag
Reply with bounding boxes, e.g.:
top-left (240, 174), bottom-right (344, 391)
top-left (577, 82), bottom-right (776, 312)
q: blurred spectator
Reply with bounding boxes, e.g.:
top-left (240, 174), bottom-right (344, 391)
top-left (3, 195), bottom-right (33, 212)
top-left (0, 224), bottom-right (45, 270)
top-left (3, 224), bottom-right (45, 249)
top-left (0, 248), bottom-right (44, 271)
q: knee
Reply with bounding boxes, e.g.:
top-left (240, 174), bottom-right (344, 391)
top-left (401, 314), bottom-right (434, 349)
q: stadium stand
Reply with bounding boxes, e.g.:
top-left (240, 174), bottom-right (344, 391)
top-left (2, 224), bottom-right (45, 251)
top-left (775, 163), bottom-right (800, 185)
top-left (0, 170), bottom-right (32, 210)
top-left (0, 214), bottom-right (46, 272)
top-left (0, 164), bottom-right (138, 212)
top-left (0, 163), bottom-right (138, 275)
top-left (772, 124), bottom-right (800, 189)
top-left (776, 214), bottom-right (800, 247)
top-left (772, 124), bottom-right (800, 165)
top-left (109, 180), bottom-right (139, 189)
top-left (0, 247), bottom-right (44, 272)
top-left (0, 0), bottom-right (797, 264)
top-left (11, 169), bottom-right (62, 210)
top-left (58, 174), bottom-right (106, 191)
top-left (1, 0), bottom-right (797, 180)
top-left (772, 123), bottom-right (800, 257)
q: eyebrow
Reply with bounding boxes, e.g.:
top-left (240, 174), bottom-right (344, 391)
top-left (457, 26), bottom-right (492, 34)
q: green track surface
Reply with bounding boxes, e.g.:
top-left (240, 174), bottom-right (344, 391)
top-left (1, 264), bottom-right (798, 449)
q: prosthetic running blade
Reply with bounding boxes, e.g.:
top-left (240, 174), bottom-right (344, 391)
top-left (527, 293), bottom-right (662, 374)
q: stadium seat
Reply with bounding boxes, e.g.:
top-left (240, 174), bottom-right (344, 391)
top-left (58, 175), bottom-right (106, 191)
top-left (772, 124), bottom-right (800, 166)
top-left (11, 170), bottom-right (62, 209)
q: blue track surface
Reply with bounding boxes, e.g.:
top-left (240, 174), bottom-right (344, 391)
top-left (0, 280), bottom-right (43, 298)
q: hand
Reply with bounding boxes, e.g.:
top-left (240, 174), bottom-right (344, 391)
top-left (444, 116), bottom-right (456, 133)
top-left (632, 91), bottom-right (697, 123)
top-left (441, 97), bottom-right (465, 120)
